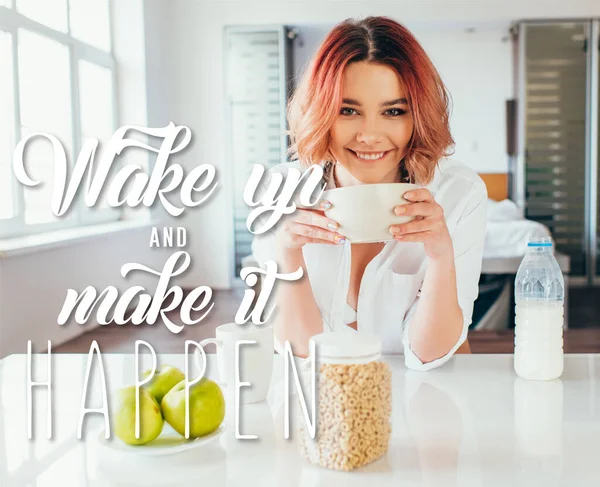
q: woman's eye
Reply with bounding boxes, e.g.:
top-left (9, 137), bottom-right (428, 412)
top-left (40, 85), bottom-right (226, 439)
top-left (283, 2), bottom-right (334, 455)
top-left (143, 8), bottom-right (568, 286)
top-left (340, 107), bottom-right (357, 116)
top-left (386, 108), bottom-right (406, 116)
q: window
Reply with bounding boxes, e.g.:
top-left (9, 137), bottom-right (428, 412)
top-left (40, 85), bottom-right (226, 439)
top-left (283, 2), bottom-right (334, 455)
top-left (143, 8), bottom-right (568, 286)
top-left (0, 0), bottom-right (118, 239)
top-left (0, 29), bottom-right (15, 221)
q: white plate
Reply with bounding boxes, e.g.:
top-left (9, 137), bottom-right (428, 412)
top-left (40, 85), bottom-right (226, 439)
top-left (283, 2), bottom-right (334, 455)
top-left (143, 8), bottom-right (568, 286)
top-left (96, 422), bottom-right (224, 456)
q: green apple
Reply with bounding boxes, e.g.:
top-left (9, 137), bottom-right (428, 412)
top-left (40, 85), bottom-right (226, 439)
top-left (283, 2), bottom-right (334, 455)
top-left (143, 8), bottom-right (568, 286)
top-left (113, 385), bottom-right (164, 445)
top-left (161, 378), bottom-right (225, 438)
top-left (143, 364), bottom-right (185, 403)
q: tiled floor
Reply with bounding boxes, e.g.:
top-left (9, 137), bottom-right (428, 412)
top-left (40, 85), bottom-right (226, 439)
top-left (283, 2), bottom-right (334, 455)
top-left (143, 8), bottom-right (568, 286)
top-left (54, 287), bottom-right (600, 354)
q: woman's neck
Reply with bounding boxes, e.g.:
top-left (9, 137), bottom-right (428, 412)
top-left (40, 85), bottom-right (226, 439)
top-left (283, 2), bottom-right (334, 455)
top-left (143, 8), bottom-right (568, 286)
top-left (333, 163), bottom-right (401, 187)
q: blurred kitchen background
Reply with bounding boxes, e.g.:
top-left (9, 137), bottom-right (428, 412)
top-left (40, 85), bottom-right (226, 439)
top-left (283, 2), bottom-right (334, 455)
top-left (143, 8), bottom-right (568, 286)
top-left (0, 0), bottom-right (599, 358)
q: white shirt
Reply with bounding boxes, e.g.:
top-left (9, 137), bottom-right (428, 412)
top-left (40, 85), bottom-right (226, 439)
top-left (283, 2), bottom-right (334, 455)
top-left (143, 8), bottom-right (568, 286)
top-left (251, 157), bottom-right (488, 371)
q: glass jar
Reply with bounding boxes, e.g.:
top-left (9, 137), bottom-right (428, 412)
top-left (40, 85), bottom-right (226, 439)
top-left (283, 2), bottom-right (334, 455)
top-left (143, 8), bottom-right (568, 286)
top-left (298, 331), bottom-right (392, 471)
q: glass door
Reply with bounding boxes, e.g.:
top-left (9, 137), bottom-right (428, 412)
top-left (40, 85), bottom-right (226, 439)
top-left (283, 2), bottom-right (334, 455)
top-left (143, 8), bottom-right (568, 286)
top-left (517, 21), bottom-right (592, 283)
top-left (592, 20), bottom-right (600, 284)
top-left (224, 26), bottom-right (293, 279)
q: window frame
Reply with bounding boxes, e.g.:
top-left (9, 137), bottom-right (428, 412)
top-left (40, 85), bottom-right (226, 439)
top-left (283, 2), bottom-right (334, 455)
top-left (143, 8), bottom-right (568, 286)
top-left (0, 0), bottom-right (120, 240)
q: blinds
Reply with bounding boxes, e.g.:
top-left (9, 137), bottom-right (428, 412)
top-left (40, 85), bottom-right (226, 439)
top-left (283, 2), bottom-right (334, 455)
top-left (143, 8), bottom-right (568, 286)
top-left (524, 23), bottom-right (589, 277)
top-left (225, 27), bottom-right (291, 277)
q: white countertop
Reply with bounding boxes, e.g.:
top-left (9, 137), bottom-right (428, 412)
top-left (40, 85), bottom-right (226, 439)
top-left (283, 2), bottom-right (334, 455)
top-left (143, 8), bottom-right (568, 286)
top-left (1, 353), bottom-right (599, 486)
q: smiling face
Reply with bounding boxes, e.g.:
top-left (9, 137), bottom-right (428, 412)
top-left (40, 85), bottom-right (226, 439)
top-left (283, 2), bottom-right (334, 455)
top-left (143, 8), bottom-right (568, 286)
top-left (329, 61), bottom-right (414, 185)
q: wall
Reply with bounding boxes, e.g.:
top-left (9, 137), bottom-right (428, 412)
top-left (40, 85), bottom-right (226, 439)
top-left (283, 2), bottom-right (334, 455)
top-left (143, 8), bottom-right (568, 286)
top-left (142, 0), bottom-right (600, 290)
top-left (0, 227), bottom-right (161, 358)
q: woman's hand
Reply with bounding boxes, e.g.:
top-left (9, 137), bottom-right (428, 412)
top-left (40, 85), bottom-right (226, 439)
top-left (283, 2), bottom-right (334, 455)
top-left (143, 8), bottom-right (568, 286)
top-left (389, 188), bottom-right (453, 260)
top-left (275, 200), bottom-right (346, 252)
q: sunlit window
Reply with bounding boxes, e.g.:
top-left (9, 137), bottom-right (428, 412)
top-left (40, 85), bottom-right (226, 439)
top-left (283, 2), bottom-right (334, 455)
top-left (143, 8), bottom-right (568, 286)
top-left (0, 0), bottom-right (118, 238)
top-left (79, 60), bottom-right (114, 210)
top-left (0, 30), bottom-right (15, 220)
top-left (18, 29), bottom-right (73, 224)
top-left (69, 0), bottom-right (111, 52)
top-left (17, 0), bottom-right (69, 33)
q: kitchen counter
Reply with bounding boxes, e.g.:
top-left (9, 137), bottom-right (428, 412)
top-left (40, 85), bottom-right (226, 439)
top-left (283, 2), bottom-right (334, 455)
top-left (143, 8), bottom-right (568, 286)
top-left (1, 353), bottom-right (598, 486)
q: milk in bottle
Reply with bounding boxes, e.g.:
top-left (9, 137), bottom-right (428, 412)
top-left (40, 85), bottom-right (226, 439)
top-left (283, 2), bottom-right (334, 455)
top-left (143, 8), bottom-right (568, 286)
top-left (514, 236), bottom-right (564, 380)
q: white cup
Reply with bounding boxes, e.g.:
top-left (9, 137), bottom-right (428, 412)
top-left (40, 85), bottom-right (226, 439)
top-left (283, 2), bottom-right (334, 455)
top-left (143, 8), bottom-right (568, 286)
top-left (323, 182), bottom-right (418, 243)
top-left (195, 323), bottom-right (274, 404)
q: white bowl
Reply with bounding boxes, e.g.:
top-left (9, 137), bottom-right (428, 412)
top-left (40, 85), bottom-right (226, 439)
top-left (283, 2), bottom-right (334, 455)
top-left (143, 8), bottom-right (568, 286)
top-left (323, 183), bottom-right (418, 243)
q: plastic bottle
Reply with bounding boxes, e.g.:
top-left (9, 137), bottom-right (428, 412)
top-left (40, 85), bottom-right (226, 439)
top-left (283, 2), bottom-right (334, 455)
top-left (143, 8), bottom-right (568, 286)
top-left (514, 236), bottom-right (564, 380)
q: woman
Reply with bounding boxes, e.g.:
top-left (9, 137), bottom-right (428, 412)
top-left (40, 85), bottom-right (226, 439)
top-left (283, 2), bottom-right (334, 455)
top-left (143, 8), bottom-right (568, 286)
top-left (252, 16), bottom-right (487, 371)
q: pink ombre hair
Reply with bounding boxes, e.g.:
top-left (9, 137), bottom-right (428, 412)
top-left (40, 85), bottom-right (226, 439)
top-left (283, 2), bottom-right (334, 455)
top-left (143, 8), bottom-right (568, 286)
top-left (286, 16), bottom-right (455, 184)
